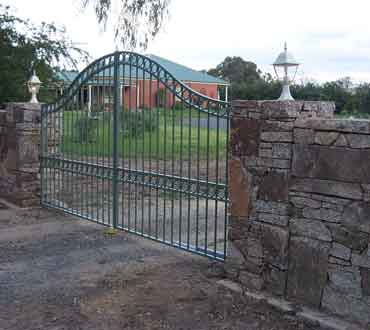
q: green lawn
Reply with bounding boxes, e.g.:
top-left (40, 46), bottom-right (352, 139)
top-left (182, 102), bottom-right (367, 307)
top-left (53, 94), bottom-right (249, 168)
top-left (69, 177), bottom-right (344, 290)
top-left (60, 109), bottom-right (227, 160)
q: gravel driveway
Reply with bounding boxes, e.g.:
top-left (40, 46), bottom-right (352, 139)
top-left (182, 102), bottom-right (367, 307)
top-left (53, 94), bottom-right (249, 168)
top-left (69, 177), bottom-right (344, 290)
top-left (0, 202), bottom-right (318, 330)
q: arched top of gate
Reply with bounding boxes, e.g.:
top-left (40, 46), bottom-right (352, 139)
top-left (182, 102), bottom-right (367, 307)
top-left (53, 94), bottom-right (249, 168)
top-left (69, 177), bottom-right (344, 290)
top-left (42, 51), bottom-right (230, 118)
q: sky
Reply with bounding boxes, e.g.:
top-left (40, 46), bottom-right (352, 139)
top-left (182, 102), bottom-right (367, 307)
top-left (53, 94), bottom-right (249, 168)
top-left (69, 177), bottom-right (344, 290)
top-left (6, 0), bottom-right (370, 83)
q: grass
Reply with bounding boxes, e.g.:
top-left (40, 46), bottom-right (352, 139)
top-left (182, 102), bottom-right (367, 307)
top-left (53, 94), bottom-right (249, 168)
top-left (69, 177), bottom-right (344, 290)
top-left (60, 109), bottom-right (227, 160)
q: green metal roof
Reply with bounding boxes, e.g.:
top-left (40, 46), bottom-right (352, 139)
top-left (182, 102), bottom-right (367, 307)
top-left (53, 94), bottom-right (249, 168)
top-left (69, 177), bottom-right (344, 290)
top-left (56, 54), bottom-right (228, 86)
top-left (146, 54), bottom-right (228, 85)
top-left (55, 70), bottom-right (79, 82)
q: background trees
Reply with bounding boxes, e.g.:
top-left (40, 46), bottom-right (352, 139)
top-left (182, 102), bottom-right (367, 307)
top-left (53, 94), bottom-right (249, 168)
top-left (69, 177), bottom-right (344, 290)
top-left (208, 57), bottom-right (370, 117)
top-left (0, 5), bottom-right (88, 105)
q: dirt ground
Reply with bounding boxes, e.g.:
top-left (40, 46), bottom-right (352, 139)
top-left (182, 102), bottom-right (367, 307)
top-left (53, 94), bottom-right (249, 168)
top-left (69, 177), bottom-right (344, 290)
top-left (0, 202), bottom-right (319, 330)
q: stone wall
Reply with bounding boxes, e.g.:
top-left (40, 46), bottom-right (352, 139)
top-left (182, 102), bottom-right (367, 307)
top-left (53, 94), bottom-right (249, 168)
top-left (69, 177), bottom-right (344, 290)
top-left (228, 100), bottom-right (370, 327)
top-left (0, 103), bottom-right (41, 207)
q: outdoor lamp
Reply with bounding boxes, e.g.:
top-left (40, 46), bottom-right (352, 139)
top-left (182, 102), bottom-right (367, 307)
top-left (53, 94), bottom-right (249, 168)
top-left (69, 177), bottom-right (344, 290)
top-left (273, 42), bottom-right (300, 100)
top-left (27, 69), bottom-right (42, 103)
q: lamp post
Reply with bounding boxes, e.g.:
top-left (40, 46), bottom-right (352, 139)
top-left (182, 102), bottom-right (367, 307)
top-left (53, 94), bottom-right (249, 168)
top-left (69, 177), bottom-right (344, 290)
top-left (27, 69), bottom-right (42, 103)
top-left (273, 42), bottom-right (299, 100)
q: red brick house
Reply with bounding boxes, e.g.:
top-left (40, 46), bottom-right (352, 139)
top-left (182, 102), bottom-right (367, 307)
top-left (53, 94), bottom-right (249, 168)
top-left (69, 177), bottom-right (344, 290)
top-left (56, 54), bottom-right (229, 111)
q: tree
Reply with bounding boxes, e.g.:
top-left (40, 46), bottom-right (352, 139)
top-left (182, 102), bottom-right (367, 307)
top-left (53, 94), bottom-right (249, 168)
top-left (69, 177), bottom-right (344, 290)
top-left (0, 5), bottom-right (88, 104)
top-left (208, 56), bottom-right (279, 100)
top-left (82, 0), bottom-right (170, 49)
top-left (208, 56), bottom-right (260, 84)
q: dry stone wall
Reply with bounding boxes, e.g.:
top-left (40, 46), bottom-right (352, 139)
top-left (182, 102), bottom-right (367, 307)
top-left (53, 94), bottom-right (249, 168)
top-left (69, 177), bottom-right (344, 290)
top-left (0, 103), bottom-right (41, 207)
top-left (228, 100), bottom-right (370, 327)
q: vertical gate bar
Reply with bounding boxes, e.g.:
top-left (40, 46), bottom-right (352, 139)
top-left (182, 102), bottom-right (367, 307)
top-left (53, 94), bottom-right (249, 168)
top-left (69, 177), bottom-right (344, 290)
top-left (155, 71), bottom-right (160, 239)
top-left (121, 59), bottom-right (125, 229)
top-left (134, 55), bottom-right (139, 232)
top-left (205, 103), bottom-right (210, 254)
top-left (214, 103), bottom-right (220, 257)
top-left (187, 91), bottom-right (192, 249)
top-left (112, 51), bottom-right (120, 229)
top-left (195, 97), bottom-right (200, 251)
top-left (224, 110), bottom-right (230, 258)
top-left (162, 76), bottom-right (168, 242)
top-left (102, 63), bottom-right (106, 223)
top-left (127, 55), bottom-right (132, 231)
top-left (170, 81), bottom-right (175, 245)
top-left (148, 62), bottom-right (153, 235)
top-left (40, 106), bottom-right (47, 205)
top-left (141, 58), bottom-right (145, 235)
top-left (179, 87), bottom-right (184, 247)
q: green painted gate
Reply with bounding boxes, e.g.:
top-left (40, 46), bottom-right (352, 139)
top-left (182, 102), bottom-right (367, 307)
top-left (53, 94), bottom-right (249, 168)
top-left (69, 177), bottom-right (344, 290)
top-left (41, 52), bottom-right (230, 260)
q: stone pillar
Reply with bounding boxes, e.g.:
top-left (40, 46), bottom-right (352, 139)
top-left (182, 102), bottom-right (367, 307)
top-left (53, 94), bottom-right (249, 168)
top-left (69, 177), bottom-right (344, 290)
top-left (0, 103), bottom-right (41, 207)
top-left (227, 99), bottom-right (370, 327)
top-left (227, 101), bottom-right (334, 291)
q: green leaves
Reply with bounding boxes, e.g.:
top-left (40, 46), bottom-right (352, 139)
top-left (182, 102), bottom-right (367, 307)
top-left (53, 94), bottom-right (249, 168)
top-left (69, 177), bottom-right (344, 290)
top-left (0, 5), bottom-right (89, 105)
top-left (82, 0), bottom-right (170, 49)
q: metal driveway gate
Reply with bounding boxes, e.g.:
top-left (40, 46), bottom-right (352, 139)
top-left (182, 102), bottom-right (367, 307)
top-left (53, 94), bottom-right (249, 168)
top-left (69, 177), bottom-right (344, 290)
top-left (41, 52), bottom-right (230, 260)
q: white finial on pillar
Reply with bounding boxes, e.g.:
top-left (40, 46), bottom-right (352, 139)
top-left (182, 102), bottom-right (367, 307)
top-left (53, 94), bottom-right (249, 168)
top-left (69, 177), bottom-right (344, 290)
top-left (272, 43), bottom-right (300, 101)
top-left (27, 69), bottom-right (42, 103)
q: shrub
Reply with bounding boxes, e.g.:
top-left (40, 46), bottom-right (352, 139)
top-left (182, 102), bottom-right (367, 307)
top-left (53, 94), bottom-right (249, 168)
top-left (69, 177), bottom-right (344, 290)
top-left (119, 109), bottom-right (158, 137)
top-left (73, 115), bottom-right (98, 143)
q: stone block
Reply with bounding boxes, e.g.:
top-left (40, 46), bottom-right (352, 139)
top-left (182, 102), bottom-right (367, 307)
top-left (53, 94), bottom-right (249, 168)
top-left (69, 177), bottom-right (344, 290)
top-left (302, 101), bottom-right (335, 117)
top-left (287, 236), bottom-right (330, 308)
top-left (314, 132), bottom-right (339, 145)
top-left (272, 143), bottom-right (291, 159)
top-left (329, 224), bottom-right (369, 252)
top-left (5, 103), bottom-right (41, 123)
top-left (229, 158), bottom-right (251, 218)
top-left (260, 101), bottom-right (303, 119)
top-left (330, 243), bottom-right (351, 261)
top-left (360, 268), bottom-right (370, 296)
top-left (302, 207), bottom-right (342, 223)
top-left (263, 265), bottom-right (287, 296)
top-left (343, 202), bottom-right (370, 233)
top-left (17, 133), bottom-right (40, 166)
top-left (258, 213), bottom-right (289, 227)
top-left (352, 252), bottom-right (370, 269)
top-left (258, 148), bottom-right (272, 158)
top-left (230, 118), bottom-right (260, 156)
top-left (290, 178), bottom-right (363, 200)
top-left (346, 133), bottom-right (370, 149)
top-left (260, 223), bottom-right (289, 270)
top-left (290, 218), bottom-right (332, 242)
top-left (272, 159), bottom-right (291, 169)
top-left (322, 265), bottom-right (370, 326)
top-left (322, 284), bottom-right (370, 326)
top-left (228, 216), bottom-right (249, 241)
top-left (293, 128), bottom-right (314, 145)
top-left (362, 184), bottom-right (370, 202)
top-left (290, 195), bottom-right (321, 209)
top-left (328, 256), bottom-right (351, 266)
top-left (261, 131), bottom-right (293, 143)
top-left (239, 271), bottom-right (264, 291)
top-left (246, 237), bottom-right (264, 259)
top-left (261, 120), bottom-right (294, 132)
top-left (258, 172), bottom-right (289, 202)
top-left (255, 200), bottom-right (290, 215)
top-left (292, 144), bottom-right (370, 183)
top-left (226, 241), bottom-right (246, 279)
top-left (328, 265), bottom-right (362, 297)
top-left (334, 134), bottom-right (348, 147)
top-left (302, 118), bottom-right (370, 133)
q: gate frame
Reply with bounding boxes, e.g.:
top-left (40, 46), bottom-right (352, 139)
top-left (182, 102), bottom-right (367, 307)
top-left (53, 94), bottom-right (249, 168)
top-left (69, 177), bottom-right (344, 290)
top-left (41, 51), bottom-right (230, 261)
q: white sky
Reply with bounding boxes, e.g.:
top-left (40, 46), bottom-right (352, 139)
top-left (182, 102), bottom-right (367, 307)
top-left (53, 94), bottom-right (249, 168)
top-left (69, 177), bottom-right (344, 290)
top-left (6, 0), bottom-right (370, 83)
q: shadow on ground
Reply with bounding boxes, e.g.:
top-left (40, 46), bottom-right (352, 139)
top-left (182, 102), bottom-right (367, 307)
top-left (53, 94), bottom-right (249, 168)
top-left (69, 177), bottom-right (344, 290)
top-left (0, 203), bottom-right (317, 330)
